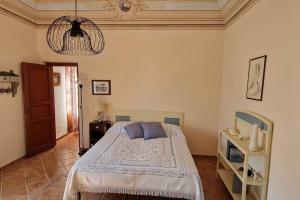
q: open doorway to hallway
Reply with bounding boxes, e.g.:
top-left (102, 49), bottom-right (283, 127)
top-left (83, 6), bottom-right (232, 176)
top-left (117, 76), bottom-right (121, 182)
top-left (52, 64), bottom-right (79, 140)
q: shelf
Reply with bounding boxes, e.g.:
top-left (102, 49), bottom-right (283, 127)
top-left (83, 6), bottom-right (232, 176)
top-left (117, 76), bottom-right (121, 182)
top-left (218, 112), bottom-right (273, 200)
top-left (219, 151), bottom-right (264, 186)
top-left (221, 130), bottom-right (266, 156)
top-left (218, 169), bottom-right (254, 200)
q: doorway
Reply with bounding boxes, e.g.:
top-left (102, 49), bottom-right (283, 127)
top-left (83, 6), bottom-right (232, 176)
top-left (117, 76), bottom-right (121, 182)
top-left (21, 62), bottom-right (79, 157)
top-left (49, 63), bottom-right (79, 140)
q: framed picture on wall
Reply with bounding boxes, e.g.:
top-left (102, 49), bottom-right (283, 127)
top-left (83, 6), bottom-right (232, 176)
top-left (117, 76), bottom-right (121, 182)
top-left (53, 72), bottom-right (61, 86)
top-left (246, 55), bottom-right (267, 101)
top-left (92, 80), bottom-right (111, 95)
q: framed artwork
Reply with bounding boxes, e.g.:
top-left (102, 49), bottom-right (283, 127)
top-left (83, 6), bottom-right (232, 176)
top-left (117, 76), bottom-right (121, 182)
top-left (92, 80), bottom-right (111, 95)
top-left (246, 55), bottom-right (267, 101)
top-left (53, 72), bottom-right (61, 86)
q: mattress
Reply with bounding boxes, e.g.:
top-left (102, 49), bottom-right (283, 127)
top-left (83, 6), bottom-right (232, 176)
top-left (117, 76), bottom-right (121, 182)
top-left (63, 122), bottom-right (203, 200)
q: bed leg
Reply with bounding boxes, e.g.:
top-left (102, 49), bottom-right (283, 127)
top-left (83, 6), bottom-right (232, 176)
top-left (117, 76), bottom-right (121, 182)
top-left (77, 192), bottom-right (81, 200)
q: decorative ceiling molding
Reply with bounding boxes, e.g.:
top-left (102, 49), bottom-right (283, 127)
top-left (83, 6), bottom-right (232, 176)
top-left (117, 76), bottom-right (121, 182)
top-left (217, 0), bottom-right (228, 8)
top-left (20, 0), bottom-right (111, 11)
top-left (20, 0), bottom-right (227, 11)
top-left (0, 0), bottom-right (259, 29)
top-left (222, 0), bottom-right (259, 26)
top-left (141, 1), bottom-right (221, 11)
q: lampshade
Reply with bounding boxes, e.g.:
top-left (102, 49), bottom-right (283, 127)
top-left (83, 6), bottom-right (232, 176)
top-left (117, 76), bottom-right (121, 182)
top-left (98, 103), bottom-right (106, 112)
top-left (46, 0), bottom-right (104, 56)
top-left (76, 80), bottom-right (83, 86)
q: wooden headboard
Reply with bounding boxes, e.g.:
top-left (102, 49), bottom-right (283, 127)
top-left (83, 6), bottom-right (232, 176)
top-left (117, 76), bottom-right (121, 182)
top-left (110, 109), bottom-right (184, 127)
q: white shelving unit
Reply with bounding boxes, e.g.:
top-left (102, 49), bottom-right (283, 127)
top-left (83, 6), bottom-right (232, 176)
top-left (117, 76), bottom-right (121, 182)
top-left (217, 111), bottom-right (273, 200)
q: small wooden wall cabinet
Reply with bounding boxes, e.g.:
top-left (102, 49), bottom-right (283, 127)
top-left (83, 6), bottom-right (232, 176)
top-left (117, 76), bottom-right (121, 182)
top-left (217, 111), bottom-right (273, 200)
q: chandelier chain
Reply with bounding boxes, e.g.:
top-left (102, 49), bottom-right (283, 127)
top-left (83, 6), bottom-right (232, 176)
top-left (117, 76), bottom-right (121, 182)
top-left (75, 0), bottom-right (77, 18)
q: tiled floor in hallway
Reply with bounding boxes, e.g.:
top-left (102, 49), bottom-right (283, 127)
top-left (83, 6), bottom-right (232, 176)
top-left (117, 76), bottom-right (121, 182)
top-left (0, 133), bottom-right (231, 200)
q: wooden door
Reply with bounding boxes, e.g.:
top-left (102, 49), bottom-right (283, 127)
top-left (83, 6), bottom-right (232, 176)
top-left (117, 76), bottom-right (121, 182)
top-left (21, 62), bottom-right (56, 157)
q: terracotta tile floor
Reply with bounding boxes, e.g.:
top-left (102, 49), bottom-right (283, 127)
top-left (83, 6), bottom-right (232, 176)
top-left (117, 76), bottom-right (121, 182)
top-left (0, 133), bottom-right (232, 200)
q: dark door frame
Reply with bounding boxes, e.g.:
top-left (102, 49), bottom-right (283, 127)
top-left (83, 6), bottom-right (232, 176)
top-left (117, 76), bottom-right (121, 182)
top-left (46, 62), bottom-right (78, 67)
top-left (46, 62), bottom-right (80, 142)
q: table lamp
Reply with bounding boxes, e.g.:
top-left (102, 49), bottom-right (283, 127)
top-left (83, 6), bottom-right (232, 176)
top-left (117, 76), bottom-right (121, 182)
top-left (97, 103), bottom-right (106, 122)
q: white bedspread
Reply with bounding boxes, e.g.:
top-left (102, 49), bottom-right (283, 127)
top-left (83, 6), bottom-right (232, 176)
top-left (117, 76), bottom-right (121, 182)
top-left (63, 122), bottom-right (203, 200)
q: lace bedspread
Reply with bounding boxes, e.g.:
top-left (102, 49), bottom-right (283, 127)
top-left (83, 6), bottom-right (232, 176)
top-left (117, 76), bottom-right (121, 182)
top-left (63, 122), bottom-right (203, 200)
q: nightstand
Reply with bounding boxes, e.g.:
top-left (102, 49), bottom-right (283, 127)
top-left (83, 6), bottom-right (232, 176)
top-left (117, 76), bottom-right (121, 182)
top-left (89, 120), bottom-right (112, 147)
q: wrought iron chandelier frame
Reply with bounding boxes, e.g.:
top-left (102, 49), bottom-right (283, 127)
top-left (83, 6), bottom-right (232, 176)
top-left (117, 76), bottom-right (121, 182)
top-left (46, 0), bottom-right (105, 56)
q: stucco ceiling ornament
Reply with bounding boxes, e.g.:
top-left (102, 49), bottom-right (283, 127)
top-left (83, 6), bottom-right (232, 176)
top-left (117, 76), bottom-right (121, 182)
top-left (109, 0), bottom-right (142, 19)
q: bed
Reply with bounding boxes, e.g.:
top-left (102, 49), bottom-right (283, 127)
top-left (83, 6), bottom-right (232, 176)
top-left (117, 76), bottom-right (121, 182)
top-left (63, 110), bottom-right (204, 200)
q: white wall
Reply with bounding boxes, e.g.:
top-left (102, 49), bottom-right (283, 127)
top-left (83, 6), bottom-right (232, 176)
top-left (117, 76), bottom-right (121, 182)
top-left (0, 13), bottom-right (224, 166)
top-left (0, 14), bottom-right (41, 167)
top-left (219, 0), bottom-right (300, 199)
top-left (37, 29), bottom-right (224, 155)
top-left (1, 2), bottom-right (300, 198)
top-left (53, 67), bottom-right (68, 139)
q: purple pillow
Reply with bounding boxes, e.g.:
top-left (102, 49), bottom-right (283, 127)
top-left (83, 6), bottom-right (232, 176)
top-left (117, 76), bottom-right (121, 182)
top-left (124, 122), bottom-right (144, 139)
top-left (141, 122), bottom-right (167, 140)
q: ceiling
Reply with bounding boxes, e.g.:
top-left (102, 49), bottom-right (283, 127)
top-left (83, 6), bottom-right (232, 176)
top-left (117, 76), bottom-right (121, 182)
top-left (20, 0), bottom-right (228, 11)
top-left (0, 0), bottom-right (259, 29)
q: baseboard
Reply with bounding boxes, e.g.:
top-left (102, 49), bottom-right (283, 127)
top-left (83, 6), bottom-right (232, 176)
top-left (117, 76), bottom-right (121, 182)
top-left (0, 154), bottom-right (26, 168)
top-left (192, 154), bottom-right (217, 158)
top-left (56, 132), bottom-right (70, 140)
top-left (2, 132), bottom-right (72, 168)
top-left (2, 133), bottom-right (71, 168)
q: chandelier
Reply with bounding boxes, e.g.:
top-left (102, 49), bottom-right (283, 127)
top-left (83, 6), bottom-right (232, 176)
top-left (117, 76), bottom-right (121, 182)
top-left (46, 0), bottom-right (105, 56)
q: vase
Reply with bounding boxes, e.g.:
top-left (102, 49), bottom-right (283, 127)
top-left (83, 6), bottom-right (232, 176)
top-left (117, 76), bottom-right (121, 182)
top-left (249, 124), bottom-right (259, 151)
